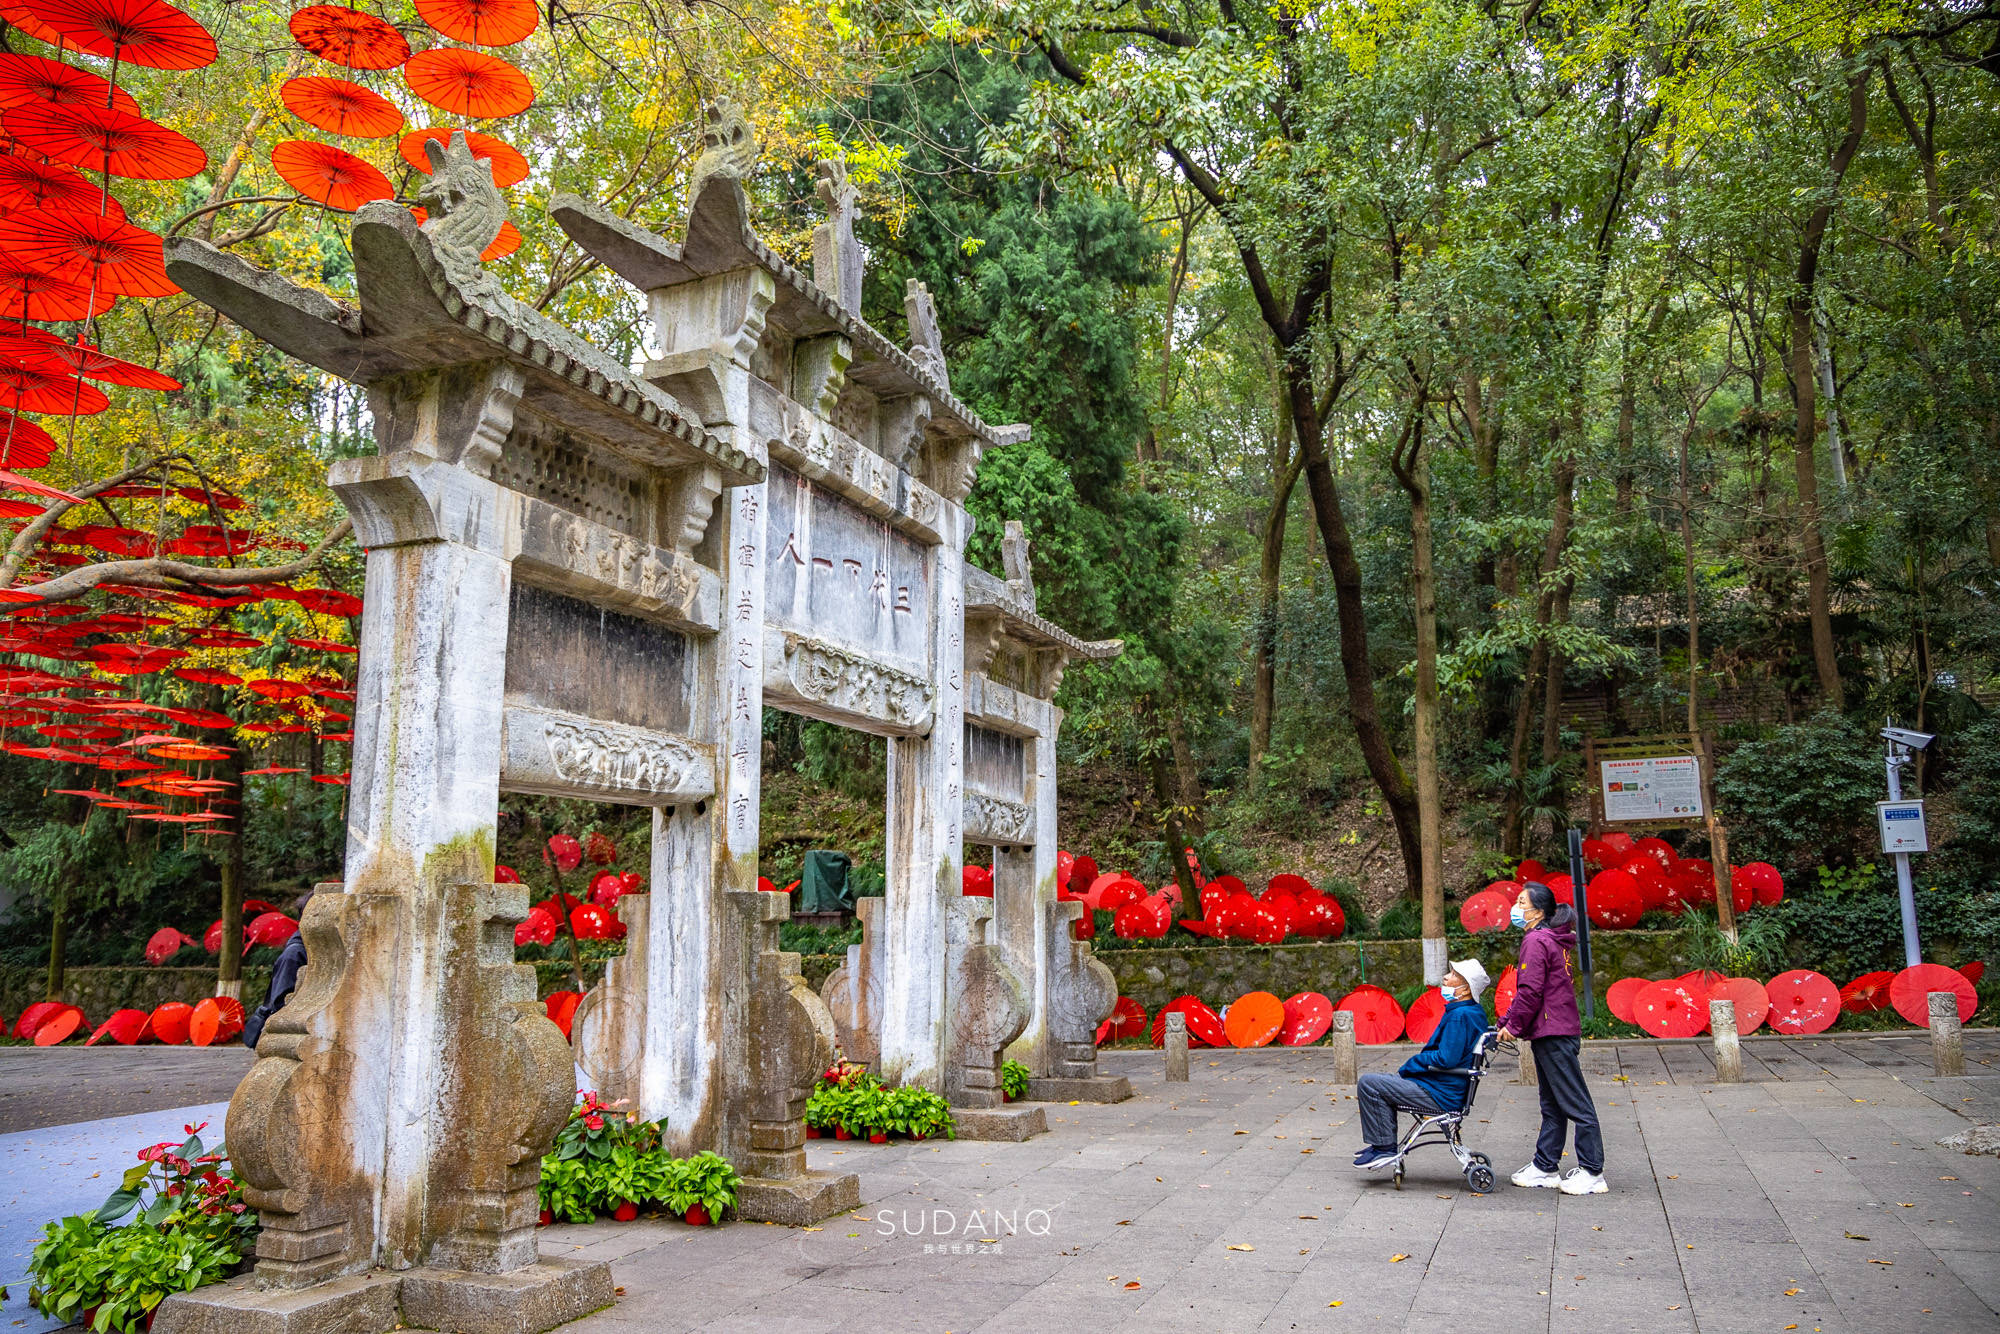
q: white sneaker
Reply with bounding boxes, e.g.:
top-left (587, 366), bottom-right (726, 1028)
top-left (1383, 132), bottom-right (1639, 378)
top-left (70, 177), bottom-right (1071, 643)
top-left (1512, 1163), bottom-right (1563, 1188)
top-left (1559, 1168), bottom-right (1608, 1195)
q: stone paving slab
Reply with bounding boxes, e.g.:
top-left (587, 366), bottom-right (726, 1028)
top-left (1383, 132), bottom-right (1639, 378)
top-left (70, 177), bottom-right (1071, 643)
top-left (0, 1044), bottom-right (254, 1133)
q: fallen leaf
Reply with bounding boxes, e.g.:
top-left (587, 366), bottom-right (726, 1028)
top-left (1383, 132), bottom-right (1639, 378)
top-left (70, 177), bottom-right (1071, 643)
top-left (1668, 1305), bottom-right (1682, 1310)
top-left (1234, 1130), bottom-right (1248, 1135)
top-left (1299, 1248), bottom-right (1311, 1255)
top-left (1390, 1253), bottom-right (1409, 1262)
top-left (1299, 1215), bottom-right (1319, 1220)
top-left (802, 1227), bottom-right (822, 1232)
top-left (1941, 1176), bottom-right (1958, 1181)
top-left (1785, 1288), bottom-right (1801, 1296)
top-left (1227, 1243), bottom-right (1256, 1252)
top-left (1898, 1202), bottom-right (1914, 1208)
top-left (1328, 1301), bottom-right (1343, 1307)
top-left (1786, 1326), bottom-right (1798, 1330)
top-left (613, 1286), bottom-right (625, 1295)
top-left (1436, 1194), bottom-right (1452, 1200)
top-left (1124, 1281), bottom-right (1141, 1290)
top-left (1301, 1148), bottom-right (1314, 1154)
top-left (1117, 1220), bottom-right (1132, 1226)
top-left (1870, 1259), bottom-right (1893, 1266)
top-left (1844, 1232), bottom-right (1869, 1241)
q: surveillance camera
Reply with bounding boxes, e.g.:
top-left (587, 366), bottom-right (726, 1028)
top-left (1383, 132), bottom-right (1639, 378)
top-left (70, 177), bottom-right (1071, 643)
top-left (1881, 726), bottom-right (1934, 750)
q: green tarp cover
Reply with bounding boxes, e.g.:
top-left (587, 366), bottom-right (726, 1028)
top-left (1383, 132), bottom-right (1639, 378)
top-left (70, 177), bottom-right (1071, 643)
top-left (799, 848), bottom-right (853, 913)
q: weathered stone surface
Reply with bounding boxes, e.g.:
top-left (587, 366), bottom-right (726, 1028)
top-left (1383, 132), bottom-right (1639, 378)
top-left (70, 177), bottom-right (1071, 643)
top-left (1020, 1075), bottom-right (1132, 1104)
top-left (399, 1259), bottom-right (616, 1334)
top-left (1044, 899), bottom-right (1117, 1081)
top-left (1936, 1124), bottom-right (2000, 1155)
top-left (1163, 1012), bottom-right (1190, 1083)
top-left (1931, 990), bottom-right (1966, 1076)
top-left (944, 896), bottom-right (1029, 1109)
top-left (737, 1168), bottom-right (863, 1225)
top-left (572, 894), bottom-right (650, 1112)
top-left (1329, 1010), bottom-right (1356, 1084)
top-left (951, 1103), bottom-right (1047, 1141)
top-left (820, 895), bottom-right (883, 1066)
top-left (151, 1271), bottom-right (401, 1334)
top-left (1710, 999), bottom-right (1742, 1084)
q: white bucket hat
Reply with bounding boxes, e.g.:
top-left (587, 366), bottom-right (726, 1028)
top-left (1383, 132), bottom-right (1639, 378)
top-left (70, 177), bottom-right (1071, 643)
top-left (1449, 957), bottom-right (1490, 1001)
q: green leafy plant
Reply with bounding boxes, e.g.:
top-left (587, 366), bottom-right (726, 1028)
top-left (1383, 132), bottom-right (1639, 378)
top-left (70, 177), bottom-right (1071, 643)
top-left (883, 1086), bottom-right (956, 1140)
top-left (537, 1155), bottom-right (597, 1224)
top-left (1680, 907), bottom-right (1789, 977)
top-left (999, 1059), bottom-right (1029, 1100)
top-left (658, 1151), bottom-right (742, 1222)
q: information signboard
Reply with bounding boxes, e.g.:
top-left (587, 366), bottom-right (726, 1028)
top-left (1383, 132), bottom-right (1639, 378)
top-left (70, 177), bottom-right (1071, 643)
top-left (1598, 754), bottom-right (1705, 823)
top-left (1877, 799), bottom-right (1929, 854)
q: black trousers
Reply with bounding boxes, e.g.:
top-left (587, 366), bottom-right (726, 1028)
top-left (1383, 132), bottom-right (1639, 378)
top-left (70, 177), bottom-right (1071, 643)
top-left (1530, 1035), bottom-right (1603, 1174)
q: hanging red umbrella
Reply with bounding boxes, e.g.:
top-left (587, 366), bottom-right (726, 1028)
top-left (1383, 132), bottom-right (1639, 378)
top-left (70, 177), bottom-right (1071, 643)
top-left (480, 218), bottom-right (520, 261)
top-left (0, 209), bottom-right (173, 296)
top-left (397, 125), bottom-right (526, 184)
top-left (0, 53), bottom-right (141, 115)
top-left (289, 5), bottom-right (411, 69)
top-left (1765, 969), bottom-right (1841, 1035)
top-left (1632, 980), bottom-right (1706, 1039)
top-left (3, 102), bottom-right (206, 179)
top-left (281, 75), bottom-right (404, 139)
top-left (0, 412), bottom-right (57, 469)
top-left (415, 0), bottom-right (536, 44)
top-left (0, 359), bottom-right (107, 412)
top-left (0, 256), bottom-right (114, 320)
top-left (14, 0), bottom-right (216, 68)
top-left (1889, 963), bottom-right (1977, 1027)
top-left (26, 337), bottom-right (179, 389)
top-left (0, 156), bottom-right (125, 219)
top-left (403, 47), bottom-right (533, 117)
top-left (270, 139), bottom-right (393, 211)
top-left (1336, 985), bottom-right (1405, 1044)
top-left (0, 0), bottom-right (66, 43)
top-left (1605, 976), bottom-right (1648, 1025)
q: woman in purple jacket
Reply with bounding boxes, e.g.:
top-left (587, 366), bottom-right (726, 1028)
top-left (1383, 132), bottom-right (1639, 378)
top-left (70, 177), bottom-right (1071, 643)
top-left (1496, 881), bottom-right (1606, 1195)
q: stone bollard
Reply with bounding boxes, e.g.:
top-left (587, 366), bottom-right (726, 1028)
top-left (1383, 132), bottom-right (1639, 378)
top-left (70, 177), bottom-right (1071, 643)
top-left (1929, 991), bottom-right (1965, 1077)
top-left (1330, 1010), bottom-right (1357, 1084)
top-left (1710, 999), bottom-right (1742, 1084)
top-left (1164, 1012), bottom-right (1190, 1082)
top-left (1516, 1038), bottom-right (1537, 1086)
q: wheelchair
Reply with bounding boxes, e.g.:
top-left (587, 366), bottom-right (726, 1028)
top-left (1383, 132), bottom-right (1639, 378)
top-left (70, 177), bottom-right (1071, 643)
top-left (1381, 1026), bottom-right (1503, 1192)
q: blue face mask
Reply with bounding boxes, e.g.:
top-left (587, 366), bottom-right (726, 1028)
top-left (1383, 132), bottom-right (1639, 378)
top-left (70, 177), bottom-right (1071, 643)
top-left (1509, 904), bottom-right (1529, 930)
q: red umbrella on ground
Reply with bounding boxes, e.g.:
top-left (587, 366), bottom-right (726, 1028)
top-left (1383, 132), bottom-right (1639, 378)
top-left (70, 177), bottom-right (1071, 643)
top-left (513, 905), bottom-right (557, 946)
top-left (4, 102), bottom-right (206, 178)
top-left (1106, 995), bottom-right (1147, 1041)
top-left (1889, 963), bottom-right (1977, 1027)
top-left (1633, 980), bottom-right (1707, 1038)
top-left (246, 911), bottom-right (298, 946)
top-left (33, 1004), bottom-right (84, 1043)
top-left (1150, 994), bottom-right (1199, 1046)
top-left (86, 1007), bottom-right (147, 1044)
top-left (14, 0), bottom-right (216, 68)
top-left (188, 995), bottom-right (242, 1045)
top-left (1734, 862), bottom-right (1785, 906)
top-left (1098, 876), bottom-right (1144, 912)
top-left (0, 52), bottom-right (141, 115)
top-left (1459, 889), bottom-right (1511, 934)
top-left (281, 75), bottom-right (404, 138)
top-left (1515, 859), bottom-right (1547, 882)
top-left (288, 5), bottom-right (410, 68)
top-left (271, 140), bottom-right (393, 211)
top-left (544, 990), bottom-right (580, 1038)
top-left (1707, 976), bottom-right (1769, 1035)
top-left (1581, 837), bottom-right (1625, 869)
top-left (403, 47), bottom-right (534, 117)
top-left (1336, 986), bottom-right (1404, 1044)
top-left (1280, 991), bottom-right (1332, 1045)
top-left (1543, 873), bottom-right (1574, 905)
top-left (960, 863), bottom-right (992, 896)
top-left (0, 209), bottom-right (174, 296)
top-left (1585, 869), bottom-right (1644, 929)
top-left (1223, 991), bottom-right (1284, 1048)
top-left (1840, 970), bottom-right (1895, 1014)
top-left (1962, 961), bottom-right (1986, 985)
top-left (1677, 969), bottom-right (1726, 995)
top-left (1182, 998), bottom-right (1226, 1047)
top-left (1492, 964), bottom-right (1518, 1018)
top-left (12, 999), bottom-right (67, 1038)
top-left (415, 0), bottom-right (537, 44)
top-left (1765, 970), bottom-right (1841, 1035)
top-left (1404, 986), bottom-right (1446, 1044)
top-left (1606, 976), bottom-right (1648, 1025)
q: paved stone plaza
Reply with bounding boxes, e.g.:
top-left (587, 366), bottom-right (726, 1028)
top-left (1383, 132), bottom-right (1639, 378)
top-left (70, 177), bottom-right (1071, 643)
top-left (2, 1037), bottom-right (1994, 1333)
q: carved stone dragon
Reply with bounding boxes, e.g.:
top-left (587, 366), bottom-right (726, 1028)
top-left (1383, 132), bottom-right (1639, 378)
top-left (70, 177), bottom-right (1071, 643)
top-left (417, 132), bottom-right (508, 267)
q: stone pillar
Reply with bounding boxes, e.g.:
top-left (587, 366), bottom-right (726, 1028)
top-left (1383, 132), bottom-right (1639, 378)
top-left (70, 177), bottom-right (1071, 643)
top-left (1164, 1012), bottom-right (1189, 1082)
top-left (1515, 1038), bottom-right (1537, 1087)
top-left (1020, 899), bottom-right (1129, 1104)
top-left (573, 892), bottom-right (649, 1110)
top-left (647, 799), bottom-right (719, 1153)
top-left (998, 722), bottom-right (1060, 1075)
top-left (880, 506), bottom-right (966, 1090)
top-left (1710, 999), bottom-right (1742, 1084)
top-left (1930, 992), bottom-right (1965, 1077)
top-left (943, 896), bottom-right (1042, 1141)
top-left (820, 895), bottom-right (883, 1066)
top-left (1331, 1009), bottom-right (1358, 1084)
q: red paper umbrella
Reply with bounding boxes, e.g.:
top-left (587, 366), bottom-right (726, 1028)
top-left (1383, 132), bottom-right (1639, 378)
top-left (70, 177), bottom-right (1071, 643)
top-left (1605, 976), bottom-right (1648, 1025)
top-left (512, 905), bottom-right (558, 946)
top-left (1150, 995), bottom-right (1196, 1046)
top-left (1266, 872), bottom-right (1314, 897)
top-left (271, 140), bottom-right (393, 211)
top-left (15, 0), bottom-right (216, 68)
top-left (1543, 873), bottom-right (1574, 905)
top-left (1182, 998), bottom-right (1226, 1047)
top-left (416, 0), bottom-right (536, 44)
top-left (1336, 987), bottom-right (1405, 1044)
top-left (1458, 889), bottom-right (1511, 934)
top-left (1632, 980), bottom-right (1706, 1038)
top-left (1223, 991), bottom-right (1285, 1048)
top-left (1734, 862), bottom-right (1785, 906)
top-left (19, 337), bottom-right (176, 389)
top-left (543, 990), bottom-right (581, 1038)
top-left (282, 75), bottom-right (403, 139)
top-left (246, 911), bottom-right (298, 946)
top-left (1581, 837), bottom-right (1625, 869)
top-left (4, 102), bottom-right (204, 179)
top-left (143, 925), bottom-right (189, 963)
top-left (290, 5), bottom-right (410, 69)
top-left (0, 359), bottom-right (107, 413)
top-left (1708, 977), bottom-right (1769, 1034)
top-left (85, 1006), bottom-right (147, 1045)
top-left (0, 412), bottom-right (57, 468)
top-left (0, 53), bottom-right (141, 116)
top-left (960, 863), bottom-right (992, 897)
top-left (1404, 986), bottom-right (1446, 1044)
top-left (12, 999), bottom-right (67, 1038)
top-left (1962, 961), bottom-right (1985, 985)
top-left (188, 996), bottom-right (242, 1045)
top-left (0, 209), bottom-right (173, 296)
top-left (1297, 893), bottom-right (1345, 939)
top-left (0, 256), bottom-right (111, 321)
top-left (1280, 991), bottom-right (1332, 1045)
top-left (288, 586), bottom-right (363, 616)
top-left (403, 47), bottom-right (533, 117)
top-left (1840, 970), bottom-right (1895, 1014)
top-left (0, 0), bottom-right (66, 42)
top-left (1628, 859), bottom-right (1672, 911)
top-left (1585, 870), bottom-right (1643, 929)
top-left (1515, 859), bottom-right (1547, 882)
top-left (1766, 970), bottom-right (1841, 1035)
top-left (480, 218), bottom-right (520, 261)
top-left (1064, 854), bottom-right (1097, 897)
top-left (1890, 963), bottom-right (1977, 1026)
top-left (1492, 964), bottom-right (1518, 1018)
top-left (1108, 995), bottom-right (1147, 1041)
top-left (33, 1004), bottom-right (83, 1043)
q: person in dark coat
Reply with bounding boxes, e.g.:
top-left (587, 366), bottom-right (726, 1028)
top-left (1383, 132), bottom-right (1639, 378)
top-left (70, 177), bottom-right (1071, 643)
top-left (1498, 881), bottom-right (1606, 1194)
top-left (1352, 958), bottom-right (1492, 1170)
top-left (242, 929), bottom-right (305, 1049)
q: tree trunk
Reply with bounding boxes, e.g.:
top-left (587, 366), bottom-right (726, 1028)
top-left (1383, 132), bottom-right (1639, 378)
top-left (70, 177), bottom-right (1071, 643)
top-left (1790, 63), bottom-right (1869, 712)
top-left (44, 883), bottom-right (66, 1003)
top-left (1398, 413), bottom-right (1447, 983)
top-left (1287, 357), bottom-right (1423, 893)
top-left (1249, 390), bottom-right (1302, 783)
top-left (210, 686), bottom-right (246, 999)
top-left (1501, 443), bottom-right (1578, 855)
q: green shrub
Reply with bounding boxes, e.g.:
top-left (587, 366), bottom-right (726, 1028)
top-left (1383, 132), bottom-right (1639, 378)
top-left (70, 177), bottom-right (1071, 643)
top-left (999, 1059), bottom-right (1030, 1099)
top-left (658, 1152), bottom-right (742, 1221)
top-left (29, 1215), bottom-right (240, 1332)
top-left (1714, 715), bottom-right (1881, 878)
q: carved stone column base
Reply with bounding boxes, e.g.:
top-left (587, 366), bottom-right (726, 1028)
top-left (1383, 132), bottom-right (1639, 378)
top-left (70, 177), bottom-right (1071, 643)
top-left (950, 1104), bottom-right (1047, 1141)
top-left (1021, 1075), bottom-right (1132, 1104)
top-left (152, 1259), bottom-right (613, 1334)
top-left (736, 1168), bottom-right (861, 1225)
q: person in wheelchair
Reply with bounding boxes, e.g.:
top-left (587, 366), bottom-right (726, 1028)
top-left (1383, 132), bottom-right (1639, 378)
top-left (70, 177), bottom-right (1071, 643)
top-left (1353, 958), bottom-right (1491, 1171)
